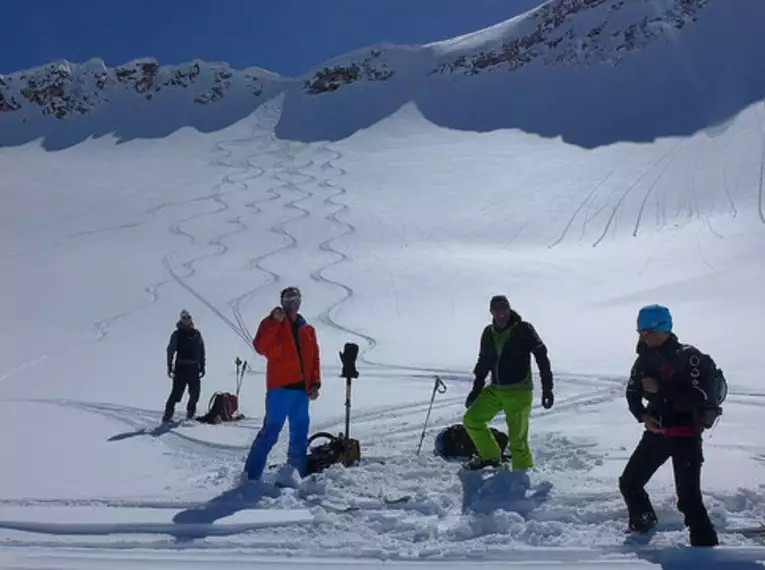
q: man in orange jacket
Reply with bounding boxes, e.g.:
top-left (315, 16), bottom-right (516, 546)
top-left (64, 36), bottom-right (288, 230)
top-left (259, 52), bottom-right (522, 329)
top-left (243, 286), bottom-right (321, 482)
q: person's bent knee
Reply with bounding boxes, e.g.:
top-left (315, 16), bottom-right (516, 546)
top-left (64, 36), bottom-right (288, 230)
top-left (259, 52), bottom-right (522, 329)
top-left (463, 405), bottom-right (486, 427)
top-left (618, 473), bottom-right (633, 493)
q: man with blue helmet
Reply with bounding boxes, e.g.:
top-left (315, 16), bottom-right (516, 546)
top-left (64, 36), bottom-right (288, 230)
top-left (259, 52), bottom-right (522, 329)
top-left (619, 304), bottom-right (718, 547)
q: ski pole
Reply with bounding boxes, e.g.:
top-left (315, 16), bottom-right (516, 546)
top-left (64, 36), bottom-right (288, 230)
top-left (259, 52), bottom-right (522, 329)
top-left (344, 375), bottom-right (352, 444)
top-left (234, 357), bottom-right (242, 397)
top-left (339, 342), bottom-right (359, 466)
top-left (236, 360), bottom-right (247, 399)
top-left (416, 375), bottom-right (447, 456)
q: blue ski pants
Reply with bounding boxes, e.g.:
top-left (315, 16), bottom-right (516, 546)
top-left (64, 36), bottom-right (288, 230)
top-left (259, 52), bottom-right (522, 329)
top-left (244, 388), bottom-right (310, 480)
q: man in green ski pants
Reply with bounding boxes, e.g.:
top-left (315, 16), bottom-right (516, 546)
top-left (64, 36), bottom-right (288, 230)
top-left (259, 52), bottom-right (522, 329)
top-left (462, 295), bottom-right (555, 471)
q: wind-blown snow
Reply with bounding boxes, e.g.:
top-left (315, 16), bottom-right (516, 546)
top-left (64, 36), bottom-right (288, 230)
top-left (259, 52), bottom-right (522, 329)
top-left (2, 1), bottom-right (765, 568)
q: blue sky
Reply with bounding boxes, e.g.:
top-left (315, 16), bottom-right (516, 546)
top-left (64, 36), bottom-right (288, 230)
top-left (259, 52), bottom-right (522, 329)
top-left (3, 0), bottom-right (542, 76)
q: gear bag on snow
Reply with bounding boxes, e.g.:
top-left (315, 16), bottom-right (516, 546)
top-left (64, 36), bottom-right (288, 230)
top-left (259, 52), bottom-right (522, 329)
top-left (305, 431), bottom-right (361, 476)
top-left (434, 424), bottom-right (509, 460)
top-left (197, 392), bottom-right (243, 424)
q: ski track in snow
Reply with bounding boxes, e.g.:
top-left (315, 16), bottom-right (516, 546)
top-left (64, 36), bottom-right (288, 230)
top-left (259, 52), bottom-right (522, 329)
top-left (546, 133), bottom-right (749, 249)
top-left (224, 142), bottom-right (318, 344)
top-left (592, 141), bottom-right (683, 248)
top-left (0, 104), bottom-right (289, 382)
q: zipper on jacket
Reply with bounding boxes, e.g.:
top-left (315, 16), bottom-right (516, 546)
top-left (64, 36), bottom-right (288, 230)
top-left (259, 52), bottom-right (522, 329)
top-left (492, 323), bottom-right (517, 386)
top-left (291, 320), bottom-right (306, 387)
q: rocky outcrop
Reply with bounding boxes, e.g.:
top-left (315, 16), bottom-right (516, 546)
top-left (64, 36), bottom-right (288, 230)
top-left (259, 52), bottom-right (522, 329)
top-left (0, 0), bottom-right (712, 120)
top-left (0, 58), bottom-right (283, 120)
top-left (431, 0), bottom-right (710, 75)
top-left (303, 49), bottom-right (395, 94)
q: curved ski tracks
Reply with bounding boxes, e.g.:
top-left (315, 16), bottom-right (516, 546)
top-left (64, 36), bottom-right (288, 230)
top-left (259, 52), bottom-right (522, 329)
top-left (308, 145), bottom-right (377, 351)
top-left (305, 144), bottom-right (470, 378)
top-left (0, 103), bottom-right (287, 388)
top-left (226, 145), bottom-right (317, 343)
top-left (161, 107), bottom-right (292, 349)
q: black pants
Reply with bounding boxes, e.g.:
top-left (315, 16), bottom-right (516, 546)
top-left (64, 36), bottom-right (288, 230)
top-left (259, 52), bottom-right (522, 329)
top-left (619, 431), bottom-right (717, 545)
top-left (163, 365), bottom-right (201, 421)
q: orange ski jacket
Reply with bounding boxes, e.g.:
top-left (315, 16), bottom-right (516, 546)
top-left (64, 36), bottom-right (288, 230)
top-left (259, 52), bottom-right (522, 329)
top-left (252, 313), bottom-right (320, 391)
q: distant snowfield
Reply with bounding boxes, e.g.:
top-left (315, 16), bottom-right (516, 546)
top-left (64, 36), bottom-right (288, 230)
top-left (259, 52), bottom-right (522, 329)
top-left (3, 7), bottom-right (765, 565)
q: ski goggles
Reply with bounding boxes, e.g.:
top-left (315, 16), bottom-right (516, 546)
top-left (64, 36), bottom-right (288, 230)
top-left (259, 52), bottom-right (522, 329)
top-left (281, 294), bottom-right (301, 307)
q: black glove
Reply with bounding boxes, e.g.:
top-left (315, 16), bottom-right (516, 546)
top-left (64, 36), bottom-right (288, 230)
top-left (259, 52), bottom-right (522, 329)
top-left (339, 342), bottom-right (359, 379)
top-left (465, 389), bottom-right (481, 408)
top-left (167, 367), bottom-right (173, 379)
top-left (199, 367), bottom-right (205, 379)
top-left (465, 380), bottom-right (484, 408)
top-left (542, 389), bottom-right (554, 409)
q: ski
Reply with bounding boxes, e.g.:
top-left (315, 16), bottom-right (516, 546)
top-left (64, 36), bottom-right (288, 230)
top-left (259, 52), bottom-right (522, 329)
top-left (722, 522), bottom-right (765, 538)
top-left (624, 522), bottom-right (765, 540)
top-left (307, 495), bottom-right (413, 513)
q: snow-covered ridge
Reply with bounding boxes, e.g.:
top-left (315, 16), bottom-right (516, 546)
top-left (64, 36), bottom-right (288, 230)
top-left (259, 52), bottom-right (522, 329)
top-left (0, 58), bottom-right (288, 120)
top-left (291, 0), bottom-right (711, 91)
top-left (0, 0), bottom-right (711, 120)
top-left (428, 0), bottom-right (710, 74)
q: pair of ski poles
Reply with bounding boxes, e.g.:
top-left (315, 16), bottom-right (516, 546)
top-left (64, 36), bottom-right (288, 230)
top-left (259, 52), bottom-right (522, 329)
top-left (235, 356), bottom-right (247, 398)
top-left (416, 375), bottom-right (448, 456)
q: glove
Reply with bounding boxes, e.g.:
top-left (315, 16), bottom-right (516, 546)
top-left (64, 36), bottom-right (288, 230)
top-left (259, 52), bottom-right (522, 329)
top-left (465, 386), bottom-right (482, 408)
top-left (199, 368), bottom-right (205, 379)
top-left (167, 368), bottom-right (174, 379)
top-left (308, 385), bottom-right (320, 401)
top-left (339, 342), bottom-right (359, 379)
top-left (542, 389), bottom-right (554, 409)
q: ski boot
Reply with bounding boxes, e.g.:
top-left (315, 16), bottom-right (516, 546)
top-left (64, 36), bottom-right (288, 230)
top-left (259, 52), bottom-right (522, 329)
top-left (689, 525), bottom-right (719, 547)
top-left (628, 511), bottom-right (658, 534)
top-left (462, 455), bottom-right (502, 471)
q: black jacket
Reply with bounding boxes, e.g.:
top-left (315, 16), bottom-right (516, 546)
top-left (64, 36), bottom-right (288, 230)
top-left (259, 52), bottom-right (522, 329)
top-left (473, 311), bottom-right (553, 392)
top-left (167, 322), bottom-right (206, 373)
top-left (626, 334), bottom-right (712, 431)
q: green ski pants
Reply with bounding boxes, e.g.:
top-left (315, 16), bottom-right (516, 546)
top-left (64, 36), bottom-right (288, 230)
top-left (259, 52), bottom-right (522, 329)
top-left (462, 386), bottom-right (533, 470)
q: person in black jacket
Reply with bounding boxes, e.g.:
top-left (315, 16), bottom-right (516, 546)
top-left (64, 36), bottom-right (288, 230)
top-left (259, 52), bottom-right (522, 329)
top-left (163, 309), bottom-right (206, 422)
top-left (462, 295), bottom-right (554, 471)
top-left (619, 304), bottom-right (718, 547)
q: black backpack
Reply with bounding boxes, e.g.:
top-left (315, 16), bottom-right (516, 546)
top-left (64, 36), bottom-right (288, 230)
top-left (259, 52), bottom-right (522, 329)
top-left (434, 424), bottom-right (510, 460)
top-left (699, 366), bottom-right (728, 429)
top-left (670, 345), bottom-right (728, 430)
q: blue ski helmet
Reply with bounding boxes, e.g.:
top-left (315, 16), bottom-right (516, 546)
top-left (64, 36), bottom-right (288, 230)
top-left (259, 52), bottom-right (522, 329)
top-left (637, 304), bottom-right (672, 333)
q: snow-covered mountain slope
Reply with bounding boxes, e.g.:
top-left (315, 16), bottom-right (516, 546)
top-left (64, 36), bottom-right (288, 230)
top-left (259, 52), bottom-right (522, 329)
top-left (2, 1), bottom-right (765, 569)
top-left (279, 0), bottom-right (765, 146)
top-left (0, 58), bottom-right (288, 149)
top-left (3, 0), bottom-right (764, 150)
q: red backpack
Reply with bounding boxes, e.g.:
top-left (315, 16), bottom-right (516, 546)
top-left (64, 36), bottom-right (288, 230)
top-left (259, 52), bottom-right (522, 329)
top-left (197, 392), bottom-right (243, 424)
